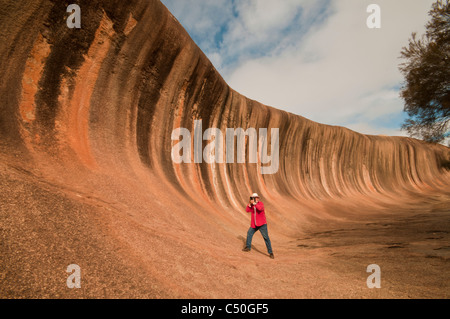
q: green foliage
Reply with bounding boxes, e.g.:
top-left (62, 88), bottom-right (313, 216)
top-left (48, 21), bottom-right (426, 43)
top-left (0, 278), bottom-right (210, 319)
top-left (399, 0), bottom-right (450, 143)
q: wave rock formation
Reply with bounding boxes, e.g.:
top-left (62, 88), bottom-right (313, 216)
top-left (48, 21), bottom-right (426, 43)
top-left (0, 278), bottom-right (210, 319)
top-left (1, 0), bottom-right (449, 298)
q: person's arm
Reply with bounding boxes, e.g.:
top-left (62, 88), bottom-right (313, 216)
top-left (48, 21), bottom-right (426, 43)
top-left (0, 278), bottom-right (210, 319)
top-left (246, 199), bottom-right (254, 212)
top-left (255, 201), bottom-right (264, 212)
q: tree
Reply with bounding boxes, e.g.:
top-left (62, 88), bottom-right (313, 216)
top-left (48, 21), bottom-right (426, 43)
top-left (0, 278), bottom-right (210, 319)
top-left (399, 0), bottom-right (450, 144)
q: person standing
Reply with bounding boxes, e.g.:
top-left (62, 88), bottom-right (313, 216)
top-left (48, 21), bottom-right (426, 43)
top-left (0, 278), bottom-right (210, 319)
top-left (242, 193), bottom-right (274, 259)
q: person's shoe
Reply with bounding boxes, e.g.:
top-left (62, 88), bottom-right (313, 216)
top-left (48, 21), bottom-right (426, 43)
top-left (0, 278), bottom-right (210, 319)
top-left (269, 253), bottom-right (274, 259)
top-left (242, 247), bottom-right (250, 252)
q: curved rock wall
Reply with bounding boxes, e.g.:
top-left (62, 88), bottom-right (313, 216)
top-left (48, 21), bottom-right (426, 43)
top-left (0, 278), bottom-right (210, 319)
top-left (1, 0), bottom-right (449, 298)
top-left (2, 0), bottom-right (448, 209)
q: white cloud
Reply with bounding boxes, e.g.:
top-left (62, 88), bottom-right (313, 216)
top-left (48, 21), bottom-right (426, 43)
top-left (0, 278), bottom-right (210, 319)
top-left (345, 122), bottom-right (408, 138)
top-left (232, 0), bottom-right (305, 34)
top-left (226, 0), bottom-right (436, 135)
top-left (161, 0), bottom-right (437, 137)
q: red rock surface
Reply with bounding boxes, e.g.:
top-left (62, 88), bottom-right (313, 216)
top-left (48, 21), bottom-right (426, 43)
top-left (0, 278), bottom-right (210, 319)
top-left (0, 0), bottom-right (449, 298)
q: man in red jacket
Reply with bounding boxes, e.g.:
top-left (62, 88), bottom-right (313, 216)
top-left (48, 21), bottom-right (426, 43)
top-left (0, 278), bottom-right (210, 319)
top-left (242, 193), bottom-right (274, 259)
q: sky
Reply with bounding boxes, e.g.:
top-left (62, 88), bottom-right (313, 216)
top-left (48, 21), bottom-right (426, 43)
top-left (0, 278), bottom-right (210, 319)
top-left (160, 0), bottom-right (436, 137)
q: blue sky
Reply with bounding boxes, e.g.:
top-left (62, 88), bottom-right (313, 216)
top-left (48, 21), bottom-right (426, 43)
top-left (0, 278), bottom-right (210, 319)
top-left (160, 0), bottom-right (436, 137)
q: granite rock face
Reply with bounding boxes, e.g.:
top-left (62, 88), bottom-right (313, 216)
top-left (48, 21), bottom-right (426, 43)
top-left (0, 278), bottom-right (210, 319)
top-left (1, 0), bottom-right (449, 298)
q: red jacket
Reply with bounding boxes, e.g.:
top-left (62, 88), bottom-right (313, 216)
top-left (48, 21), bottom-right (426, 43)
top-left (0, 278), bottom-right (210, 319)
top-left (246, 201), bottom-right (267, 228)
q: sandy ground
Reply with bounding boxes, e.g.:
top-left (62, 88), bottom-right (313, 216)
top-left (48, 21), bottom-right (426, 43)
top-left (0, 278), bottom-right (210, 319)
top-left (1, 153), bottom-right (448, 299)
top-left (1, 0), bottom-right (449, 301)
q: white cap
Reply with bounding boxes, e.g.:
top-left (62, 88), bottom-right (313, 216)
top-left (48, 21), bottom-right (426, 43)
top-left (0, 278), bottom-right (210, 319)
top-left (251, 193), bottom-right (259, 198)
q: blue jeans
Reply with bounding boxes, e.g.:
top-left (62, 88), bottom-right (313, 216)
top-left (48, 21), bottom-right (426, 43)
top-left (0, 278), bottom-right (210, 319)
top-left (245, 224), bottom-right (273, 254)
